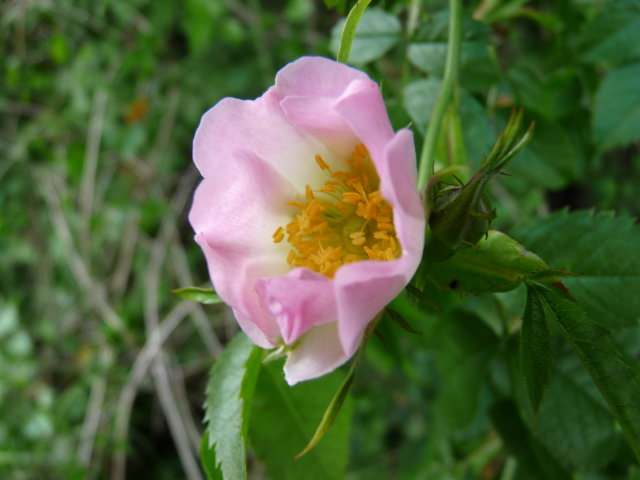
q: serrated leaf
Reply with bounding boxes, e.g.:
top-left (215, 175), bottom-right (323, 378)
top-left (521, 285), bottom-right (552, 415)
top-left (201, 433), bottom-right (223, 480)
top-left (330, 8), bottom-right (401, 64)
top-left (529, 282), bottom-right (640, 461)
top-left (510, 210), bottom-right (640, 328)
top-left (173, 286), bottom-right (222, 305)
top-left (489, 399), bottom-right (571, 479)
top-left (432, 310), bottom-right (499, 428)
top-left (249, 361), bottom-right (351, 480)
top-left (592, 62), bottom-right (640, 151)
top-left (426, 230), bottom-right (552, 294)
top-left (202, 334), bottom-right (262, 480)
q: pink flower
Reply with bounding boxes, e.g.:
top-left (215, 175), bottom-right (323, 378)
top-left (189, 57), bottom-right (425, 385)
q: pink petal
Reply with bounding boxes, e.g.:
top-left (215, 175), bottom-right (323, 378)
top-left (283, 322), bottom-right (347, 385)
top-left (333, 131), bottom-right (425, 357)
top-left (275, 56), bottom-right (371, 99)
top-left (189, 151), bottom-right (297, 346)
top-left (256, 268), bottom-right (337, 344)
top-left (193, 91), bottom-right (332, 190)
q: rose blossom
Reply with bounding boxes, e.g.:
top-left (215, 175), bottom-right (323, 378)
top-left (189, 56), bottom-right (425, 385)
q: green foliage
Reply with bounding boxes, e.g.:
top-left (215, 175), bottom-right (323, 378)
top-left (202, 334), bottom-right (262, 480)
top-left (527, 282), bottom-right (640, 462)
top-left (511, 210), bottom-right (640, 329)
top-left (3, 0), bottom-right (640, 478)
top-left (425, 230), bottom-right (552, 294)
top-left (330, 8), bottom-right (402, 64)
top-left (173, 287), bottom-right (223, 305)
top-left (593, 62), bottom-right (640, 151)
top-left (520, 284), bottom-right (553, 415)
top-left (249, 361), bottom-right (352, 480)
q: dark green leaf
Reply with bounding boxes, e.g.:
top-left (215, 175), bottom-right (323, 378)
top-left (511, 210), bottom-right (640, 328)
top-left (489, 399), bottom-right (571, 479)
top-left (432, 310), bottom-right (499, 428)
top-left (330, 8), bottom-right (402, 64)
top-left (427, 230), bottom-right (552, 294)
top-left (531, 350), bottom-right (622, 471)
top-left (249, 361), bottom-right (352, 480)
top-left (529, 282), bottom-right (640, 461)
top-left (173, 286), bottom-right (223, 305)
top-left (521, 286), bottom-right (552, 415)
top-left (580, 0), bottom-right (640, 66)
top-left (508, 119), bottom-right (581, 189)
top-left (203, 334), bottom-right (262, 480)
top-left (593, 62), bottom-right (640, 151)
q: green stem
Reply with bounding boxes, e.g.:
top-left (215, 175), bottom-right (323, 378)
top-left (416, 0), bottom-right (463, 191)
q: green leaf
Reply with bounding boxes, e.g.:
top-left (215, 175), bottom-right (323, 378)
top-left (521, 285), bottom-right (552, 415)
top-left (508, 118), bottom-right (580, 189)
top-left (407, 41), bottom-right (499, 92)
top-left (489, 399), bottom-right (571, 479)
top-left (333, 0), bottom-right (371, 63)
top-left (426, 230), bottom-right (552, 294)
top-left (529, 350), bottom-right (622, 471)
top-left (593, 62), bottom-right (640, 151)
top-left (510, 210), bottom-right (640, 328)
top-left (249, 361), bottom-right (352, 480)
top-left (200, 434), bottom-right (223, 480)
top-left (432, 310), bottom-right (499, 428)
top-left (330, 8), bottom-right (401, 64)
top-left (172, 286), bottom-right (223, 305)
top-left (403, 80), bottom-right (494, 163)
top-left (202, 334), bottom-right (262, 480)
top-left (529, 282), bottom-right (640, 461)
top-left (580, 0), bottom-right (640, 66)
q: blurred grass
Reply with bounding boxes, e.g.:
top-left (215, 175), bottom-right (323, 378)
top-left (0, 0), bottom-right (333, 478)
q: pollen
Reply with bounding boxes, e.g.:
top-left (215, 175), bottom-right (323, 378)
top-left (272, 144), bottom-right (401, 278)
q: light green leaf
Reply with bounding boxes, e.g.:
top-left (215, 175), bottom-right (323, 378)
top-left (249, 361), bottom-right (352, 480)
top-left (529, 282), bottom-right (640, 462)
top-left (330, 8), bottom-right (402, 64)
top-left (334, 0), bottom-right (371, 63)
top-left (521, 285), bottom-right (552, 416)
top-left (593, 62), bottom-right (640, 151)
top-left (202, 334), bottom-right (262, 480)
top-left (426, 230), bottom-right (553, 294)
top-left (173, 286), bottom-right (223, 305)
top-left (201, 434), bottom-right (223, 480)
top-left (510, 210), bottom-right (640, 328)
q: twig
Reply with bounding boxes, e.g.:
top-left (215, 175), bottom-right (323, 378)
top-left (111, 299), bottom-right (198, 480)
top-left (79, 88), bottom-right (108, 254)
top-left (39, 172), bottom-right (126, 334)
top-left (77, 375), bottom-right (107, 467)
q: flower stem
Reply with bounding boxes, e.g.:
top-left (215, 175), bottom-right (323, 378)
top-left (416, 0), bottom-right (463, 191)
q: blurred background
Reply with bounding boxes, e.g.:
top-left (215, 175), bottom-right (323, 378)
top-left (1, 0), bottom-right (639, 478)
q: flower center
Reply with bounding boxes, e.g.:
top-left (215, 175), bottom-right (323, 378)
top-left (272, 144), bottom-right (400, 278)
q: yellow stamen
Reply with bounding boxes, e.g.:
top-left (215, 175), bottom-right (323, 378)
top-left (272, 144), bottom-right (401, 278)
top-left (273, 226), bottom-right (284, 243)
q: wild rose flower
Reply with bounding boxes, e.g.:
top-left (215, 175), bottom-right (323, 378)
top-left (189, 57), bottom-right (425, 385)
